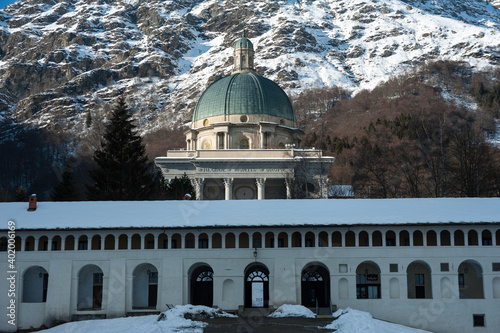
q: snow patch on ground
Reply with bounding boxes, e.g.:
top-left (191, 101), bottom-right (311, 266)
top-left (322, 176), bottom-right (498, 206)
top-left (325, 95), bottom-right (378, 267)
top-left (39, 305), bottom-right (235, 333)
top-left (268, 304), bottom-right (316, 318)
top-left (326, 308), bottom-right (433, 333)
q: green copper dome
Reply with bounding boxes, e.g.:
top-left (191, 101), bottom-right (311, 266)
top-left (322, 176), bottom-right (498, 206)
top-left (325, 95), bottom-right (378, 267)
top-left (192, 72), bottom-right (295, 122)
top-left (234, 28), bottom-right (253, 49)
top-left (234, 37), bottom-right (253, 49)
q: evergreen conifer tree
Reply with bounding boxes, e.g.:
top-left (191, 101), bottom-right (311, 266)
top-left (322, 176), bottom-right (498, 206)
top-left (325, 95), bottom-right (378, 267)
top-left (15, 185), bottom-right (27, 202)
top-left (51, 162), bottom-right (79, 201)
top-left (166, 173), bottom-right (195, 200)
top-left (87, 96), bottom-right (153, 200)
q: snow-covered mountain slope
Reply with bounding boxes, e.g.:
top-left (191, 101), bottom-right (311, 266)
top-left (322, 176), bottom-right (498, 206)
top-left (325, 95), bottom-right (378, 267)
top-left (0, 0), bottom-right (499, 137)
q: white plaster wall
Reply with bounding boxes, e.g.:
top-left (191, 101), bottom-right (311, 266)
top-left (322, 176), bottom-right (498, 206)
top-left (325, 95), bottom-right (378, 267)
top-left (6, 225), bottom-right (500, 333)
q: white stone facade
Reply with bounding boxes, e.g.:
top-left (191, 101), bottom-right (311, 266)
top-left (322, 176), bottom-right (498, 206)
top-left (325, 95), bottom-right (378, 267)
top-left (1, 221), bottom-right (499, 332)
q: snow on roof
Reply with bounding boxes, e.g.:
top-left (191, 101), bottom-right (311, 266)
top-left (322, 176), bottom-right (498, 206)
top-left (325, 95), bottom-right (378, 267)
top-left (1, 198), bottom-right (499, 231)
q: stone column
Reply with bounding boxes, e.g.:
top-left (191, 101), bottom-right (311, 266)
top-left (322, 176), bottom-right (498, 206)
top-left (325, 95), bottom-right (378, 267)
top-left (285, 179), bottom-right (292, 199)
top-left (319, 178), bottom-right (329, 198)
top-left (223, 178), bottom-right (234, 200)
top-left (193, 178), bottom-right (204, 200)
top-left (256, 178), bottom-right (266, 200)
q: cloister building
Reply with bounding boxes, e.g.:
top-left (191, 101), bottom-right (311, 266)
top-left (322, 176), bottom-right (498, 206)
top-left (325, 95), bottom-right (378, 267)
top-left (1, 198), bottom-right (499, 333)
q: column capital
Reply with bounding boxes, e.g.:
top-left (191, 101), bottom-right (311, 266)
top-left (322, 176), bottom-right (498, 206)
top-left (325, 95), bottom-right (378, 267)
top-left (192, 178), bottom-right (205, 200)
top-left (255, 178), bottom-right (266, 186)
top-left (223, 178), bottom-right (234, 186)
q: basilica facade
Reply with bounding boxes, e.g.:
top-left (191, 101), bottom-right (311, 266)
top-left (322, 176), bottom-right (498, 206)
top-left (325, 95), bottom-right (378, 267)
top-left (155, 31), bottom-right (334, 200)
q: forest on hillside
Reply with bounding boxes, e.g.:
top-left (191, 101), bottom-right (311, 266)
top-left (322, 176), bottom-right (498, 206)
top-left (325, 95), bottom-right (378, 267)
top-left (297, 61), bottom-right (500, 198)
top-left (1, 61), bottom-right (499, 201)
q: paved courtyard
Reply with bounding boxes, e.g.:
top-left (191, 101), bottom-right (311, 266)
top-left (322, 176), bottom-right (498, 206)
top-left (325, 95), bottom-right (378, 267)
top-left (202, 317), bottom-right (335, 333)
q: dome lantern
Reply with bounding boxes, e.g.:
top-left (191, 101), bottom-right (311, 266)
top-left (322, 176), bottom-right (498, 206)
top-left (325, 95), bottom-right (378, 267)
top-left (233, 26), bottom-right (254, 74)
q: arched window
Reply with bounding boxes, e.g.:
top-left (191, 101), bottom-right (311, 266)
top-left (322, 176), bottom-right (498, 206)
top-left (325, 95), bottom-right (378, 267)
top-left (65, 235), bottom-right (75, 250)
top-left (212, 233), bottom-right (222, 249)
top-left (22, 266), bottom-right (48, 302)
top-left (305, 232), bottom-right (315, 247)
top-left (118, 234), bottom-right (128, 249)
top-left (38, 236), bottom-right (48, 251)
top-left (78, 235), bottom-right (88, 250)
top-left (239, 138), bottom-right (249, 149)
top-left (198, 233), bottom-right (209, 249)
top-left (468, 230), bottom-right (478, 246)
top-left (386, 231), bottom-right (396, 246)
top-left (131, 234), bottom-right (141, 249)
top-left (372, 231), bottom-right (382, 247)
top-left (454, 230), bottom-right (465, 246)
top-left (239, 233), bottom-right (249, 248)
top-left (185, 233), bottom-right (195, 249)
top-left (481, 230), bottom-right (492, 246)
top-left (407, 261), bottom-right (432, 299)
top-left (104, 235), bottom-right (115, 250)
top-left (15, 236), bottom-right (22, 251)
top-left (171, 233), bottom-right (181, 249)
top-left (318, 232), bottom-right (328, 247)
top-left (359, 231), bottom-right (369, 247)
top-left (332, 231), bottom-right (342, 247)
top-left (225, 233), bottom-right (235, 248)
top-left (292, 232), bottom-right (302, 247)
top-left (158, 233), bottom-right (168, 249)
top-left (91, 235), bottom-right (101, 250)
top-left (345, 231), bottom-right (355, 247)
top-left (77, 264), bottom-right (103, 310)
top-left (278, 232), bottom-right (288, 247)
top-left (252, 232), bottom-right (262, 248)
top-left (413, 231), bottom-right (423, 246)
top-left (440, 230), bottom-right (451, 246)
top-left (356, 262), bottom-right (381, 299)
top-left (427, 230), bottom-right (437, 246)
top-left (25, 236), bottom-right (34, 251)
top-left (265, 232), bottom-right (274, 248)
top-left (145, 233), bottom-right (155, 249)
top-left (133, 263), bottom-right (158, 309)
top-left (399, 230), bottom-right (410, 246)
top-left (51, 236), bottom-right (61, 251)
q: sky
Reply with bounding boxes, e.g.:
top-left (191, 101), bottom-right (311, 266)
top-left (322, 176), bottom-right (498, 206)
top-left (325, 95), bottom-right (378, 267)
top-left (0, 0), bottom-right (16, 10)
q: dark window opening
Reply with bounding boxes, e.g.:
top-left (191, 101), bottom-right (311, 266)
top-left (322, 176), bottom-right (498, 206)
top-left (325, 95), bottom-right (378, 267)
top-left (473, 314), bottom-right (485, 327)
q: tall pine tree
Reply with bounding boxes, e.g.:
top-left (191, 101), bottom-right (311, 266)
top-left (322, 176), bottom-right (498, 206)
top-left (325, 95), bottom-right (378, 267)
top-left (51, 162), bottom-right (79, 201)
top-left (87, 96), bottom-right (153, 200)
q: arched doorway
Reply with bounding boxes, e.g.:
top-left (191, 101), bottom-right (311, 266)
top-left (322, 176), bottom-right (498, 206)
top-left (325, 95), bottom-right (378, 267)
top-left (132, 263), bottom-right (158, 309)
top-left (301, 263), bottom-right (330, 308)
top-left (356, 261), bottom-right (381, 299)
top-left (407, 261), bottom-right (432, 299)
top-left (244, 263), bottom-right (269, 308)
top-left (22, 266), bottom-right (48, 302)
top-left (77, 264), bottom-right (103, 310)
top-left (190, 264), bottom-right (213, 307)
top-left (458, 260), bottom-right (484, 299)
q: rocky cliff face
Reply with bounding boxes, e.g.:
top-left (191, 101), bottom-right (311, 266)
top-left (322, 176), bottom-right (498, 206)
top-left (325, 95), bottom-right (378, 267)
top-left (0, 0), bottom-right (499, 138)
